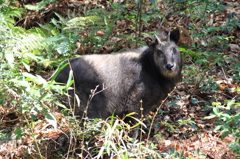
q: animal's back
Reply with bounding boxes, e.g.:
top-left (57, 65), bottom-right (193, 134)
top-left (55, 51), bottom-right (145, 118)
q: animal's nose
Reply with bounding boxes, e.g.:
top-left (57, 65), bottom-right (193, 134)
top-left (166, 63), bottom-right (174, 70)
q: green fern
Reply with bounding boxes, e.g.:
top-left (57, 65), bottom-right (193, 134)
top-left (1, 17), bottom-right (50, 69)
top-left (14, 32), bottom-right (49, 54)
top-left (65, 16), bottom-right (102, 30)
top-left (0, 2), bottom-right (25, 25)
top-left (24, 0), bottom-right (57, 11)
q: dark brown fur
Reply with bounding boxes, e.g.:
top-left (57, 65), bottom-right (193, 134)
top-left (55, 29), bottom-right (181, 137)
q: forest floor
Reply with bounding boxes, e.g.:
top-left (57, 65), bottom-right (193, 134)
top-left (0, 0), bottom-right (240, 158)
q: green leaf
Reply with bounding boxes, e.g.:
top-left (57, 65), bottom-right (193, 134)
top-left (179, 47), bottom-right (200, 60)
top-left (7, 8), bottom-right (25, 19)
top-left (221, 113), bottom-right (230, 118)
top-left (221, 131), bottom-right (230, 139)
top-left (51, 27), bottom-right (60, 36)
top-left (24, 4), bottom-right (41, 11)
top-left (212, 102), bottom-right (221, 107)
top-left (149, 0), bottom-right (156, 4)
top-left (204, 114), bottom-right (216, 119)
top-left (66, 70), bottom-right (74, 88)
top-left (22, 72), bottom-right (36, 80)
top-left (50, 18), bottom-right (62, 29)
top-left (51, 62), bottom-right (69, 81)
top-left (24, 0), bottom-right (56, 11)
top-left (234, 87), bottom-right (240, 91)
top-left (65, 16), bottom-right (102, 29)
top-left (54, 12), bottom-right (68, 24)
top-left (213, 107), bottom-right (219, 115)
top-left (214, 125), bottom-right (222, 131)
top-left (42, 35), bottom-right (67, 42)
top-left (45, 113), bottom-right (57, 129)
top-left (226, 100), bottom-right (235, 110)
top-left (14, 128), bottom-right (23, 140)
top-left (38, 23), bottom-right (55, 32)
top-left (23, 52), bottom-right (41, 61)
top-left (190, 124), bottom-right (199, 129)
top-left (57, 41), bottom-right (69, 54)
top-left (22, 60), bottom-right (30, 72)
top-left (191, 98), bottom-right (198, 104)
top-left (5, 51), bottom-right (14, 68)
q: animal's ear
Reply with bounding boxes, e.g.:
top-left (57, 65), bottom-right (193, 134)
top-left (145, 36), bottom-right (157, 48)
top-left (170, 29), bottom-right (180, 44)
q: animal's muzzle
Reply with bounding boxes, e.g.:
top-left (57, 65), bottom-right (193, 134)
top-left (166, 63), bottom-right (174, 70)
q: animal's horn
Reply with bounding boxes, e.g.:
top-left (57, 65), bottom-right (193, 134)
top-left (167, 32), bottom-right (170, 42)
top-left (155, 34), bottom-right (162, 44)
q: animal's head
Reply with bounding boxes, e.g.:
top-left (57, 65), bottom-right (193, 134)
top-left (146, 29), bottom-right (181, 78)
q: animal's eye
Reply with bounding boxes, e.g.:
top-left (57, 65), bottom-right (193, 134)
top-left (173, 48), bottom-right (177, 54)
top-left (157, 50), bottom-right (163, 56)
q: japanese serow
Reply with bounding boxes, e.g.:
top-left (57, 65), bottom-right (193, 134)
top-left (55, 29), bottom-right (182, 138)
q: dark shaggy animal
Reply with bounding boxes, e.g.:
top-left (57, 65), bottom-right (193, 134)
top-left (55, 29), bottom-right (182, 138)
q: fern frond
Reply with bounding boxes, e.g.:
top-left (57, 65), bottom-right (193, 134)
top-left (24, 0), bottom-right (57, 11)
top-left (12, 32), bottom-right (49, 56)
top-left (65, 16), bottom-right (102, 30)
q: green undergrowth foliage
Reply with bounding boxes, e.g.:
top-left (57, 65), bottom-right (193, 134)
top-left (205, 99), bottom-right (240, 155)
top-left (64, 115), bottom-right (161, 158)
top-left (173, 0), bottom-right (240, 156)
